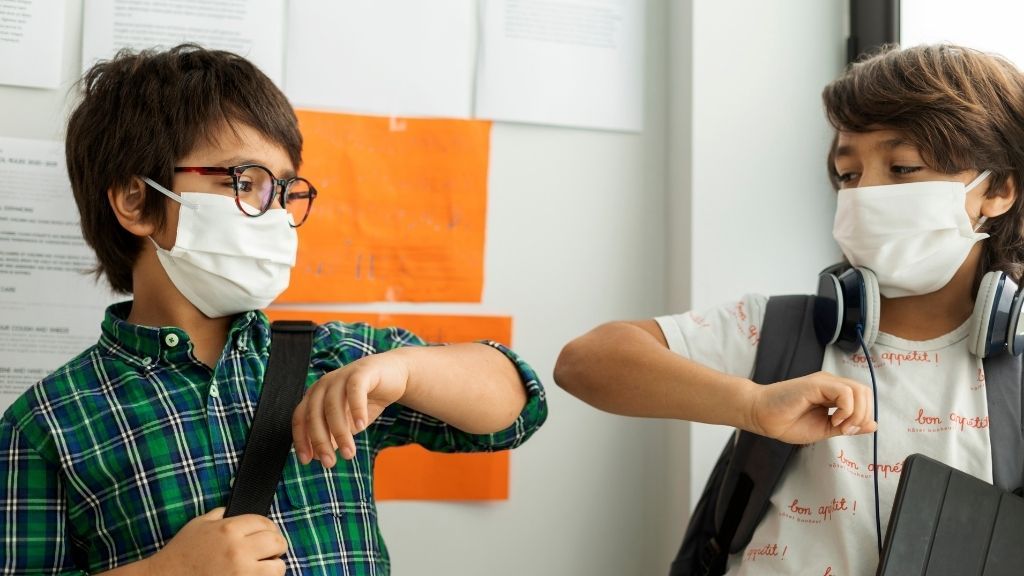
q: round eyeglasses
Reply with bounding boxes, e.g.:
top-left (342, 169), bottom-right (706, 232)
top-left (174, 164), bottom-right (317, 227)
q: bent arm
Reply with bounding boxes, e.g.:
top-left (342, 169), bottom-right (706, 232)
top-left (554, 320), bottom-right (758, 429)
top-left (395, 342), bottom-right (529, 434)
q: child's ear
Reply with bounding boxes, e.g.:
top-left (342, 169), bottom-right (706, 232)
top-left (108, 177), bottom-right (157, 237)
top-left (982, 173), bottom-right (1018, 219)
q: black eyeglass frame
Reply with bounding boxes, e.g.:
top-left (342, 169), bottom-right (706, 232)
top-left (174, 164), bottom-right (318, 227)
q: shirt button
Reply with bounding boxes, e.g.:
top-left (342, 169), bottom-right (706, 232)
top-left (210, 384), bottom-right (220, 398)
top-left (164, 333), bottom-right (180, 347)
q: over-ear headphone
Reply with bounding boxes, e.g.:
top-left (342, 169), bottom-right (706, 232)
top-left (813, 263), bottom-right (1024, 358)
top-left (814, 264), bottom-right (880, 352)
top-left (969, 271), bottom-right (1024, 357)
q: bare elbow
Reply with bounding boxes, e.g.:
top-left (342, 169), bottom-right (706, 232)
top-left (554, 322), bottom-right (621, 396)
top-left (554, 336), bottom-right (586, 394)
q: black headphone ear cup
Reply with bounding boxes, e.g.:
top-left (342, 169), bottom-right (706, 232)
top-left (834, 268), bottom-right (867, 352)
top-left (813, 265), bottom-right (876, 351)
top-left (814, 273), bottom-right (843, 346)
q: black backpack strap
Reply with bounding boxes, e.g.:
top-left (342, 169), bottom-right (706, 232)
top-left (671, 294), bottom-right (828, 576)
top-left (982, 352), bottom-right (1024, 491)
top-left (714, 295), bottom-right (825, 555)
top-left (225, 320), bottom-right (316, 517)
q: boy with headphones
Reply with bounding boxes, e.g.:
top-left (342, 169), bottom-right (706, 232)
top-left (555, 44), bottom-right (1024, 576)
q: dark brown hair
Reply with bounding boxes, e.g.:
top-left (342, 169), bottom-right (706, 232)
top-left (65, 44), bottom-right (303, 294)
top-left (822, 44), bottom-right (1024, 282)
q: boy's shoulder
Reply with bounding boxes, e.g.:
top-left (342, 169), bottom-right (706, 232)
top-left (3, 343), bottom-right (105, 455)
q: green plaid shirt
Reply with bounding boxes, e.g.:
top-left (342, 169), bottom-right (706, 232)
top-left (0, 302), bottom-right (547, 575)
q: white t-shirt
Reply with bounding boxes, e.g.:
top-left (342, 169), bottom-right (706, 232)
top-left (655, 294), bottom-right (993, 576)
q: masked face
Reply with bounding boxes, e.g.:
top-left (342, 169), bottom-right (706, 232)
top-left (832, 171), bottom-right (991, 298)
top-left (142, 178), bottom-right (297, 318)
top-left (831, 130), bottom-right (993, 299)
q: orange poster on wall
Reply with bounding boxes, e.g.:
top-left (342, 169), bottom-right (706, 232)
top-left (278, 111), bottom-right (491, 303)
top-left (266, 308), bottom-right (513, 500)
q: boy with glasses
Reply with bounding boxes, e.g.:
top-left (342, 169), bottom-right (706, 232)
top-left (0, 45), bottom-right (546, 575)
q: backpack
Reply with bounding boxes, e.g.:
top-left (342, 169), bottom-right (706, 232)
top-left (668, 294), bottom-right (1024, 576)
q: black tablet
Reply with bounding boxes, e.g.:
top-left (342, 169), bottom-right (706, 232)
top-left (876, 452), bottom-right (1024, 576)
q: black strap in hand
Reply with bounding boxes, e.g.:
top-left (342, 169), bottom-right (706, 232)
top-left (225, 320), bottom-right (315, 517)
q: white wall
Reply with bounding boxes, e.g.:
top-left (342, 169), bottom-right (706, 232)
top-left (667, 0), bottom-right (847, 539)
top-left (376, 0), bottom-right (670, 572)
top-left (902, 0), bottom-right (1024, 68)
top-left (0, 1), bottom-right (671, 575)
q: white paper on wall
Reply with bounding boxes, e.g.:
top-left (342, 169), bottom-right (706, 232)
top-left (475, 0), bottom-right (645, 132)
top-left (285, 0), bottom-right (477, 119)
top-left (81, 0), bottom-right (286, 86)
top-left (0, 0), bottom-right (65, 89)
top-left (0, 137), bottom-right (118, 413)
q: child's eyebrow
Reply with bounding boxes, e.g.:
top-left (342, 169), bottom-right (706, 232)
top-left (217, 155), bottom-right (257, 167)
top-left (216, 156), bottom-right (297, 178)
top-left (880, 137), bottom-right (915, 151)
top-left (834, 145), bottom-right (854, 159)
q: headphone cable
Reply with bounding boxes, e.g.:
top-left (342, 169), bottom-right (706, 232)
top-left (856, 324), bottom-right (883, 557)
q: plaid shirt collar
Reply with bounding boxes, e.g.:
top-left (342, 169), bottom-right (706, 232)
top-left (97, 301), bottom-right (268, 369)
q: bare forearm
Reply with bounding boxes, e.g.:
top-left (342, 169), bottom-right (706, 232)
top-left (555, 321), bottom-right (756, 429)
top-left (394, 343), bottom-right (527, 434)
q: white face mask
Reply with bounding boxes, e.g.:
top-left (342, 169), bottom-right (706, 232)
top-left (142, 177), bottom-right (298, 318)
top-left (832, 170), bottom-right (992, 299)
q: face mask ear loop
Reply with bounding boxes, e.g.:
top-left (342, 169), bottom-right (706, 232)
top-left (856, 324), bottom-right (883, 558)
top-left (141, 177), bottom-right (199, 210)
top-left (967, 170), bottom-right (993, 233)
top-left (966, 169), bottom-right (993, 193)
